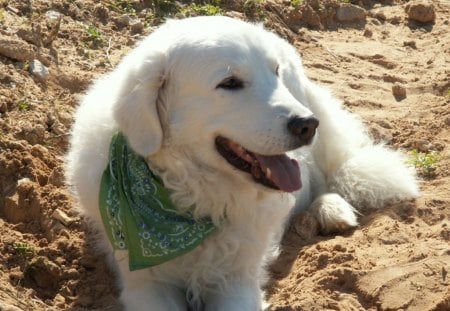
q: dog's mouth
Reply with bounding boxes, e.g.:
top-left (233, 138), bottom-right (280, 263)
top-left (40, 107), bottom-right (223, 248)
top-left (215, 136), bottom-right (301, 192)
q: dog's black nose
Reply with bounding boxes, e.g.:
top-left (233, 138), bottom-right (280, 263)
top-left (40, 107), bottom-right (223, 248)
top-left (287, 116), bottom-right (319, 144)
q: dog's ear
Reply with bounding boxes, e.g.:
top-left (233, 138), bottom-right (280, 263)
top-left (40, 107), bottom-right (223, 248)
top-left (113, 51), bottom-right (166, 157)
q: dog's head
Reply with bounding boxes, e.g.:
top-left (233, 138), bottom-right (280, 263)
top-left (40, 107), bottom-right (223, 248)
top-left (113, 16), bottom-right (318, 193)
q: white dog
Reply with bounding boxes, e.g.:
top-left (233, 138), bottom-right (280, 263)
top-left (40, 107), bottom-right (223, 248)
top-left (66, 16), bottom-right (418, 310)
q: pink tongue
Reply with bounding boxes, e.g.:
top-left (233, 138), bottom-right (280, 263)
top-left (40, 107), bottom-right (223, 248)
top-left (255, 154), bottom-right (301, 192)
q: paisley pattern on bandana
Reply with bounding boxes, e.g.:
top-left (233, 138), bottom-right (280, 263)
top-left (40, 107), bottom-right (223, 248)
top-left (99, 132), bottom-right (217, 271)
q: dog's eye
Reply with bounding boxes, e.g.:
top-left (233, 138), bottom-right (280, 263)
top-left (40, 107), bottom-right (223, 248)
top-left (216, 77), bottom-right (244, 90)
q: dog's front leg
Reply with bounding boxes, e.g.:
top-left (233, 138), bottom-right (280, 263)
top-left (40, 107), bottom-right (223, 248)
top-left (120, 281), bottom-right (187, 311)
top-left (203, 279), bottom-right (263, 311)
top-left (115, 253), bottom-right (188, 311)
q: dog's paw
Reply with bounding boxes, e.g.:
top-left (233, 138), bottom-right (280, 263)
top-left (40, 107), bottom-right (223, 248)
top-left (309, 193), bottom-right (359, 234)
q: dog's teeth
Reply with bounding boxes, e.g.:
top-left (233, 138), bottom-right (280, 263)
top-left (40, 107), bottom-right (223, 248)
top-left (266, 168), bottom-right (272, 179)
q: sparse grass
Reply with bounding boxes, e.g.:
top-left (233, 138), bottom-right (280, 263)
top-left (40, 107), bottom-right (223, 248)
top-left (85, 25), bottom-right (104, 47)
top-left (105, 0), bottom-right (136, 15)
top-left (17, 100), bottom-right (30, 112)
top-left (243, 0), bottom-right (266, 21)
top-left (184, 3), bottom-right (223, 17)
top-left (190, 3), bottom-right (223, 16)
top-left (409, 149), bottom-right (440, 176)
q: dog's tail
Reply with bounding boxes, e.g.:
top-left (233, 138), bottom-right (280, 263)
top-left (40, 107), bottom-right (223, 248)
top-left (327, 144), bottom-right (419, 209)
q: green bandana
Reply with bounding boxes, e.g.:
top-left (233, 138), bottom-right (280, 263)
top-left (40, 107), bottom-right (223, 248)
top-left (99, 132), bottom-right (217, 271)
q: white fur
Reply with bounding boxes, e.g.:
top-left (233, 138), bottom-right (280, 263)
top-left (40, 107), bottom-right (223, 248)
top-left (66, 16), bottom-right (419, 310)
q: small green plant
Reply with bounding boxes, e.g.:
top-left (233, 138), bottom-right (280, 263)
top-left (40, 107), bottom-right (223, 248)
top-left (0, 8), bottom-right (5, 24)
top-left (13, 242), bottom-right (31, 252)
top-left (17, 100), bottom-right (30, 112)
top-left (409, 149), bottom-right (439, 176)
top-left (85, 25), bottom-right (104, 46)
top-left (187, 3), bottom-right (223, 16)
top-left (13, 242), bottom-right (35, 259)
top-left (153, 0), bottom-right (180, 17)
top-left (291, 0), bottom-right (304, 8)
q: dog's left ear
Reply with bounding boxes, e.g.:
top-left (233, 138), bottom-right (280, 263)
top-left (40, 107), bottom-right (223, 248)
top-left (112, 50), bottom-right (166, 157)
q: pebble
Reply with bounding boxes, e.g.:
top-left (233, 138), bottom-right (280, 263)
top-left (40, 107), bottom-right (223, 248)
top-left (93, 3), bottom-right (109, 21)
top-left (45, 10), bottom-right (62, 24)
top-left (403, 40), bottom-right (417, 48)
top-left (336, 4), bottom-right (366, 22)
top-left (52, 209), bottom-right (74, 226)
top-left (48, 166), bottom-right (65, 187)
top-left (115, 14), bottom-right (132, 27)
top-left (445, 116), bottom-right (450, 126)
top-left (392, 83), bottom-right (406, 99)
top-left (415, 139), bottom-right (433, 152)
top-left (363, 28), bottom-right (373, 37)
top-left (406, 0), bottom-right (436, 23)
top-left (66, 268), bottom-right (80, 278)
top-left (129, 18), bottom-right (144, 34)
top-left (24, 256), bottom-right (61, 289)
top-left (51, 119), bottom-right (67, 135)
top-left (30, 59), bottom-right (49, 81)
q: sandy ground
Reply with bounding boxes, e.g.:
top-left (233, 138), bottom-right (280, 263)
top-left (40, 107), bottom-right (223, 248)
top-left (0, 0), bottom-right (449, 310)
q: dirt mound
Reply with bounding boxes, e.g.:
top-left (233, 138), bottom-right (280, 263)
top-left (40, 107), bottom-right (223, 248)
top-left (0, 0), bottom-right (449, 310)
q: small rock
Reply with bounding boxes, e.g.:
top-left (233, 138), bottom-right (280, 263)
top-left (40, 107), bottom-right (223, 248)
top-left (16, 122), bottom-right (46, 145)
top-left (403, 40), bottom-right (417, 48)
top-left (129, 18), bottom-right (144, 34)
top-left (30, 59), bottom-right (49, 81)
top-left (24, 256), bottom-right (61, 289)
top-left (0, 35), bottom-right (36, 62)
top-left (369, 123), bottom-right (393, 143)
top-left (48, 167), bottom-right (65, 187)
top-left (388, 16), bottom-right (402, 24)
top-left (363, 28), bottom-right (373, 37)
top-left (336, 4), bottom-right (366, 22)
top-left (50, 119), bottom-right (67, 135)
top-left (115, 14), bottom-right (132, 27)
top-left (45, 10), bottom-right (62, 24)
top-left (392, 83), bottom-right (406, 99)
top-left (375, 119), bottom-right (393, 129)
top-left (93, 4), bottom-right (109, 22)
top-left (445, 116), bottom-right (450, 126)
top-left (406, 0), bottom-right (436, 23)
top-left (414, 139), bottom-right (433, 152)
top-left (52, 209), bottom-right (74, 226)
top-left (375, 11), bottom-right (386, 21)
top-left (66, 268), bottom-right (79, 278)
